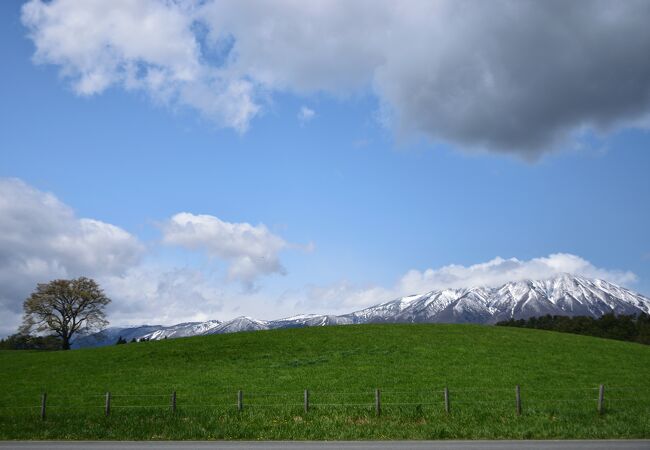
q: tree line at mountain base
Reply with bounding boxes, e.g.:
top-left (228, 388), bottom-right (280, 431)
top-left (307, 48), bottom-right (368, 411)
top-left (0, 333), bottom-right (159, 350)
top-left (0, 333), bottom-right (62, 351)
top-left (496, 313), bottom-right (650, 345)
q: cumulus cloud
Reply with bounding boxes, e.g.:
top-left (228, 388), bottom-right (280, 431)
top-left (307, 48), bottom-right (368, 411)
top-left (102, 265), bottom-right (306, 327)
top-left (162, 212), bottom-right (288, 284)
top-left (21, 0), bottom-right (258, 132)
top-left (0, 178), bottom-right (144, 335)
top-left (22, 0), bottom-right (650, 157)
top-left (395, 254), bottom-right (638, 295)
top-left (291, 254), bottom-right (639, 315)
top-left (101, 266), bottom-right (225, 327)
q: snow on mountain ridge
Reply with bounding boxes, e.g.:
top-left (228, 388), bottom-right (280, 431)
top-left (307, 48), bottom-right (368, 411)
top-left (80, 274), bottom-right (650, 347)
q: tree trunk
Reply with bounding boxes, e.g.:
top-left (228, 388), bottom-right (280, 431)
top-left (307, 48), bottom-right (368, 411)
top-left (61, 336), bottom-right (70, 350)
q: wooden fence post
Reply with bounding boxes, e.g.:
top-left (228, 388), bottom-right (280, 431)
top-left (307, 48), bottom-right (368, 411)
top-left (40, 392), bottom-right (46, 420)
top-left (237, 390), bottom-right (243, 412)
top-left (444, 387), bottom-right (450, 414)
top-left (375, 389), bottom-right (381, 417)
top-left (105, 392), bottom-right (111, 417)
top-left (304, 389), bottom-right (309, 413)
top-left (598, 384), bottom-right (605, 415)
top-left (171, 391), bottom-right (176, 413)
top-left (515, 385), bottom-right (521, 416)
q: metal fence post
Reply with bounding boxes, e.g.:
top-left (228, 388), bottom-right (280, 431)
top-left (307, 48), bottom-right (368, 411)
top-left (237, 390), bottom-right (243, 412)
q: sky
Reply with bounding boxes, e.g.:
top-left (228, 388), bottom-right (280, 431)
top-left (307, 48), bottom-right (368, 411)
top-left (1, 0), bottom-right (649, 337)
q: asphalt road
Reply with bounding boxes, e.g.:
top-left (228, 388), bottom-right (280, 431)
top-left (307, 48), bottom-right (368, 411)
top-left (0, 441), bottom-right (648, 450)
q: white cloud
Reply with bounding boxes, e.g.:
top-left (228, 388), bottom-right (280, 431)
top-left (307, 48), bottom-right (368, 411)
top-left (22, 0), bottom-right (200, 92)
top-left (21, 0), bottom-right (259, 132)
top-left (22, 1), bottom-right (650, 156)
top-left (101, 266), bottom-right (224, 327)
top-left (287, 282), bottom-right (392, 314)
top-left (395, 254), bottom-right (638, 295)
top-left (298, 106), bottom-right (315, 123)
top-left (101, 265), bottom-right (307, 327)
top-left (0, 178), bottom-right (144, 335)
top-left (162, 212), bottom-right (288, 284)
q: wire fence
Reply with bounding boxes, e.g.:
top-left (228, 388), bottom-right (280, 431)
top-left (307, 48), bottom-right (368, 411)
top-left (1, 385), bottom-right (649, 419)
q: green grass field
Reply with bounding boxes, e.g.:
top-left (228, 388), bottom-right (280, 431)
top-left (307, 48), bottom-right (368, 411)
top-left (1, 324), bottom-right (649, 440)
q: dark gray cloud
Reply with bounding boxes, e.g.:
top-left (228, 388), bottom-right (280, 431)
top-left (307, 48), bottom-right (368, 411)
top-left (374, 1), bottom-right (650, 158)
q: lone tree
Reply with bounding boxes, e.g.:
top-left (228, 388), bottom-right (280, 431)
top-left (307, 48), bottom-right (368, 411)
top-left (20, 277), bottom-right (111, 350)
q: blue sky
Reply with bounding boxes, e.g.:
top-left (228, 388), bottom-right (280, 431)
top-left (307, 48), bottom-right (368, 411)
top-left (1, 1), bottom-right (649, 335)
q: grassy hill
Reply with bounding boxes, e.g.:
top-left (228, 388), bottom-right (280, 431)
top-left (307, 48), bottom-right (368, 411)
top-left (1, 324), bottom-right (649, 440)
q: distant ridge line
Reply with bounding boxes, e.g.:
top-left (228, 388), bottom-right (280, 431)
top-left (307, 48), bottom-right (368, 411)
top-left (74, 273), bottom-right (650, 348)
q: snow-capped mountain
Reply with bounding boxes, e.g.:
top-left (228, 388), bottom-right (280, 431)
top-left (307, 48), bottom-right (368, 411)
top-left (270, 314), bottom-right (354, 328)
top-left (207, 316), bottom-right (269, 334)
top-left (76, 274), bottom-right (650, 347)
top-left (344, 274), bottom-right (650, 324)
top-left (143, 320), bottom-right (223, 340)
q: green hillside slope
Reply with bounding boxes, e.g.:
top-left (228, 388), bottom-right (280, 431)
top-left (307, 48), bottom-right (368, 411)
top-left (1, 324), bottom-right (648, 440)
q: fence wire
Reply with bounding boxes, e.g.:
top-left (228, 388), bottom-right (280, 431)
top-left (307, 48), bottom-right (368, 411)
top-left (1, 385), bottom-right (648, 416)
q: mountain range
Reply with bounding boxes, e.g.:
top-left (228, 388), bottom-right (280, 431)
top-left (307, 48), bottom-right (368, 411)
top-left (73, 273), bottom-right (650, 348)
